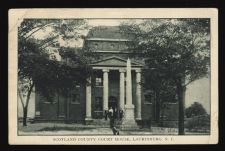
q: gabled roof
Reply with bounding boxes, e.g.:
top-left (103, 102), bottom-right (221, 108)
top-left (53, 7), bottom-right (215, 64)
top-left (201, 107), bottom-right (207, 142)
top-left (90, 56), bottom-right (143, 67)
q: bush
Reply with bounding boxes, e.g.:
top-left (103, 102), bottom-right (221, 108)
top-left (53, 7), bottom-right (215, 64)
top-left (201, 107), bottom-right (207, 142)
top-left (185, 114), bottom-right (210, 132)
top-left (185, 102), bottom-right (207, 118)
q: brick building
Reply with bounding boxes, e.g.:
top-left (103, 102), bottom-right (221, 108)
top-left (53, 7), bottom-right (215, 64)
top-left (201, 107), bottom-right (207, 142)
top-left (34, 26), bottom-right (178, 127)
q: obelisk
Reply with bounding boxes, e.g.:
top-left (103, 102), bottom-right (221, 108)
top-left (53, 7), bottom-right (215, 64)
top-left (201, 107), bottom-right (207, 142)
top-left (122, 58), bottom-right (138, 129)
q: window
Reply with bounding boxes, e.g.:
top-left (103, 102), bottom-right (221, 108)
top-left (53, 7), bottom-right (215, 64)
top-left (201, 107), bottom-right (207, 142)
top-left (71, 93), bottom-right (80, 104)
top-left (70, 86), bottom-right (80, 104)
top-left (95, 97), bottom-right (103, 111)
top-left (95, 77), bottom-right (103, 86)
top-left (110, 43), bottom-right (115, 49)
top-left (144, 90), bottom-right (155, 104)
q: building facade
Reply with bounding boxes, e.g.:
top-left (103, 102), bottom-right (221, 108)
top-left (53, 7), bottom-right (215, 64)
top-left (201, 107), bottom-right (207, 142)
top-left (34, 26), bottom-right (178, 126)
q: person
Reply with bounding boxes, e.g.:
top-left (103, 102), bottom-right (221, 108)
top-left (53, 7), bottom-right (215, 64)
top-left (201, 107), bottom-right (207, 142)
top-left (108, 107), bottom-right (113, 128)
top-left (112, 126), bottom-right (119, 135)
top-left (114, 107), bottom-right (118, 119)
top-left (104, 110), bottom-right (108, 120)
top-left (119, 108), bottom-right (124, 121)
top-left (108, 107), bottom-right (113, 119)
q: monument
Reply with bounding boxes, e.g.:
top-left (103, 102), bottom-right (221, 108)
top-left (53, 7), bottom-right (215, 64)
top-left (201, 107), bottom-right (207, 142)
top-left (121, 58), bottom-right (139, 130)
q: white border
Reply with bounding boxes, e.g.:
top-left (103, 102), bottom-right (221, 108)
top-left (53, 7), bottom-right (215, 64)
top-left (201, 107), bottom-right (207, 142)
top-left (8, 8), bottom-right (218, 145)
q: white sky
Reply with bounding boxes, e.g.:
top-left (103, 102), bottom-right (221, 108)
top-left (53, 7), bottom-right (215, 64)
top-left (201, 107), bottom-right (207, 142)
top-left (87, 19), bottom-right (127, 26)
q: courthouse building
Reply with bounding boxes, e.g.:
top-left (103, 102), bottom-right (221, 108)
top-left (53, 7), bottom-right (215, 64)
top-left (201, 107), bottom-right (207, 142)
top-left (34, 26), bottom-right (178, 126)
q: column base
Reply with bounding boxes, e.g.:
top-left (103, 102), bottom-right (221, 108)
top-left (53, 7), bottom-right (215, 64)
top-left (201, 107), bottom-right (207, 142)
top-left (85, 117), bottom-right (93, 125)
top-left (135, 117), bottom-right (142, 121)
top-left (135, 118), bottom-right (142, 126)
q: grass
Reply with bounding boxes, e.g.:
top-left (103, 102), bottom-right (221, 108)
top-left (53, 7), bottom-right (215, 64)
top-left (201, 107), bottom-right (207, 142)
top-left (37, 126), bottom-right (94, 132)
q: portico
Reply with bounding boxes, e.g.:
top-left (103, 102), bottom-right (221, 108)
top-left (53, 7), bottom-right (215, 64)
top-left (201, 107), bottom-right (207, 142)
top-left (85, 56), bottom-right (143, 124)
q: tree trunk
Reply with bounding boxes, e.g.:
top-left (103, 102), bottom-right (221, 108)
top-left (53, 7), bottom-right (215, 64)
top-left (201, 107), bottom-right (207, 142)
top-left (155, 90), bottom-right (160, 124)
top-left (22, 82), bottom-right (34, 127)
top-left (23, 107), bottom-right (28, 126)
top-left (176, 77), bottom-right (186, 135)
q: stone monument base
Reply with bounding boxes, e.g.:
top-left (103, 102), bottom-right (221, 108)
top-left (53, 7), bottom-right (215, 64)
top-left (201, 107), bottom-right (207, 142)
top-left (121, 119), bottom-right (140, 130)
top-left (121, 105), bottom-right (140, 130)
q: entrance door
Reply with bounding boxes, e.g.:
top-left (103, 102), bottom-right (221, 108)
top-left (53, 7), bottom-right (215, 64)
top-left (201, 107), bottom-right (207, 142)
top-left (108, 96), bottom-right (118, 112)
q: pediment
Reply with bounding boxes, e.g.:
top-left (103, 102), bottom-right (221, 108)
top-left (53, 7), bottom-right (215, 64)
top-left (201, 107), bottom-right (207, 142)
top-left (91, 56), bottom-right (143, 67)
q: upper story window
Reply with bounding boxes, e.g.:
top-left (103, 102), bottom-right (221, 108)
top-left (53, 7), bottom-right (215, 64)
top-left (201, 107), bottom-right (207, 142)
top-left (95, 77), bottom-right (103, 86)
top-left (110, 43), bottom-right (115, 49)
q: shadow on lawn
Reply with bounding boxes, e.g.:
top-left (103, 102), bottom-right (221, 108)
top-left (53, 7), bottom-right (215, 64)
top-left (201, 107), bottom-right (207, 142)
top-left (37, 126), bottom-right (95, 132)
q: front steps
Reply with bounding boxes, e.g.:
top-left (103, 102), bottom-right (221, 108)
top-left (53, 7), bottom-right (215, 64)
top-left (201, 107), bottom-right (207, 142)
top-left (91, 119), bottom-right (111, 127)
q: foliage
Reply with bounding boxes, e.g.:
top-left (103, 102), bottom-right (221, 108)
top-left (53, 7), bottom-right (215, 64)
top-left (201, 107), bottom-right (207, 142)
top-left (185, 114), bottom-right (210, 132)
top-left (120, 19), bottom-right (210, 134)
top-left (18, 19), bottom-right (91, 125)
top-left (185, 102), bottom-right (207, 118)
top-left (19, 19), bottom-right (91, 97)
top-left (120, 19), bottom-right (210, 84)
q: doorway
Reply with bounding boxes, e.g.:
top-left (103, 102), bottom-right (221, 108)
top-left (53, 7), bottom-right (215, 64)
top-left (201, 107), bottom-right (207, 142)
top-left (108, 96), bottom-right (118, 112)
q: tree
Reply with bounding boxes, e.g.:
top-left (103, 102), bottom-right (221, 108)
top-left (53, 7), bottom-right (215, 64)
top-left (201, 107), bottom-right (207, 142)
top-left (120, 19), bottom-right (210, 135)
top-left (185, 102), bottom-right (207, 118)
top-left (18, 19), bottom-right (92, 126)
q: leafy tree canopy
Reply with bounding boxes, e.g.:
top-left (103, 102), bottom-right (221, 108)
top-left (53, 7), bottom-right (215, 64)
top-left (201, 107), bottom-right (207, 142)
top-left (120, 19), bottom-right (210, 84)
top-left (185, 102), bottom-right (207, 118)
top-left (18, 19), bottom-right (92, 101)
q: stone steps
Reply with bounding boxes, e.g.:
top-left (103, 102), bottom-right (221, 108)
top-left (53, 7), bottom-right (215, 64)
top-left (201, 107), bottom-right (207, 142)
top-left (91, 119), bottom-right (123, 127)
top-left (91, 119), bottom-right (110, 126)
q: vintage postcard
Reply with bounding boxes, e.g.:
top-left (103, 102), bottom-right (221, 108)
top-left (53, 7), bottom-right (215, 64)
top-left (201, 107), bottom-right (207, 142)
top-left (8, 8), bottom-right (218, 145)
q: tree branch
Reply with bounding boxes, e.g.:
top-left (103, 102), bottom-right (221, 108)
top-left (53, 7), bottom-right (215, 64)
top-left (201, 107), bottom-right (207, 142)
top-left (41, 41), bottom-right (58, 50)
top-left (25, 80), bottom-right (34, 108)
top-left (18, 88), bottom-right (25, 109)
top-left (184, 79), bottom-right (195, 87)
top-left (39, 35), bottom-right (58, 49)
top-left (25, 23), bottom-right (55, 40)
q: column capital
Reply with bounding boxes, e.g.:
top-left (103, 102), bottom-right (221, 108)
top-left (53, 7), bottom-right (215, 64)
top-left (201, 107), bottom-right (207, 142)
top-left (135, 69), bottom-right (142, 73)
top-left (102, 69), bottom-right (109, 73)
top-left (119, 68), bottom-right (126, 73)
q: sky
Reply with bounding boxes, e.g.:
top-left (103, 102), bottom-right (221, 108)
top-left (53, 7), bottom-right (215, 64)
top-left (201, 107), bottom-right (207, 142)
top-left (88, 19), bottom-right (125, 26)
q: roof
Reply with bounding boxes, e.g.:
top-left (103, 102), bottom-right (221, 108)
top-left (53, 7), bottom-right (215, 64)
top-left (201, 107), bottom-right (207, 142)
top-left (86, 26), bottom-right (133, 40)
top-left (91, 56), bottom-right (144, 67)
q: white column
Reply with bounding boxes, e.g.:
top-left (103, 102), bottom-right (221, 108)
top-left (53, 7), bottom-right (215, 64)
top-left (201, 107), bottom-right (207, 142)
top-left (119, 69), bottom-right (126, 110)
top-left (136, 69), bottom-right (142, 120)
top-left (85, 77), bottom-right (92, 120)
top-left (103, 69), bottom-right (109, 111)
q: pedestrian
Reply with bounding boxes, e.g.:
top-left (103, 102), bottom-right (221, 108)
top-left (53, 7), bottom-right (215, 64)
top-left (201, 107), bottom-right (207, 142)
top-left (119, 108), bottom-right (124, 121)
top-left (112, 126), bottom-right (119, 135)
top-left (104, 110), bottom-right (108, 120)
top-left (114, 107), bottom-right (118, 119)
top-left (108, 107), bottom-right (113, 119)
